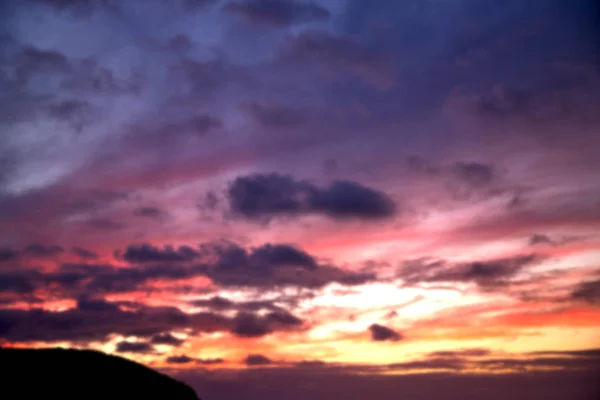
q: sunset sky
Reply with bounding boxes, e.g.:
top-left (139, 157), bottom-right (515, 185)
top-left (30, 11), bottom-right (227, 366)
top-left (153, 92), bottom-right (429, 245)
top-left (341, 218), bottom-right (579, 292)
top-left (1, 0), bottom-right (599, 398)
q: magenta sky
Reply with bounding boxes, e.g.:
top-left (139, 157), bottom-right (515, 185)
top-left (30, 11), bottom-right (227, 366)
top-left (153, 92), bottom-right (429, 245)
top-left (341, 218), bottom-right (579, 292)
top-left (1, 1), bottom-right (599, 399)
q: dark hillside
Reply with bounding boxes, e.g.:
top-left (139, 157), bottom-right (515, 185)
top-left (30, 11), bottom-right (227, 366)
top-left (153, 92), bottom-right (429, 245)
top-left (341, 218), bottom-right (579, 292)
top-left (0, 347), bottom-right (199, 400)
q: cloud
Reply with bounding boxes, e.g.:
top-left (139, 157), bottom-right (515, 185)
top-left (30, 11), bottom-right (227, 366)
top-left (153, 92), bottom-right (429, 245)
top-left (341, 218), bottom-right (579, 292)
top-left (406, 156), bottom-right (516, 203)
top-left (224, 0), bottom-right (330, 27)
top-left (190, 296), bottom-right (284, 313)
top-left (383, 348), bottom-right (600, 373)
top-left (244, 354), bottom-right (273, 366)
top-left (182, 0), bottom-right (218, 10)
top-left (529, 234), bottom-right (556, 246)
top-left (23, 244), bottom-right (65, 258)
top-left (201, 241), bottom-right (374, 288)
top-left (249, 243), bottom-right (317, 269)
top-left (28, 0), bottom-right (119, 14)
top-left (528, 234), bottom-right (580, 248)
top-left (71, 247), bottom-right (99, 260)
top-left (0, 241), bottom-right (372, 296)
top-left (428, 349), bottom-right (491, 358)
top-left (232, 310), bottom-right (303, 338)
top-left (280, 30), bottom-right (395, 88)
top-left (83, 218), bottom-right (126, 232)
top-left (138, 115), bottom-right (223, 141)
top-left (133, 207), bottom-right (168, 219)
top-left (196, 358), bottom-right (224, 365)
top-left (150, 333), bottom-right (184, 346)
top-left (240, 101), bottom-right (304, 128)
top-left (116, 341), bottom-right (155, 354)
top-left (400, 254), bottom-right (541, 288)
top-left (169, 58), bottom-right (245, 96)
top-left (0, 272), bottom-right (39, 293)
top-left (0, 291), bottom-right (306, 343)
top-left (532, 349), bottom-right (600, 358)
top-left (369, 324), bottom-right (402, 342)
top-left (570, 277), bottom-right (600, 306)
top-left (191, 296), bottom-right (236, 310)
top-left (199, 191), bottom-right (219, 211)
top-left (449, 64), bottom-right (600, 138)
top-left (121, 244), bottom-right (199, 264)
top-left (166, 355), bottom-right (195, 364)
top-left (388, 358), bottom-right (465, 372)
top-left (0, 248), bottom-right (19, 262)
top-left (227, 173), bottom-right (396, 221)
top-left (0, 298), bottom-right (230, 343)
top-left (451, 162), bottom-right (496, 188)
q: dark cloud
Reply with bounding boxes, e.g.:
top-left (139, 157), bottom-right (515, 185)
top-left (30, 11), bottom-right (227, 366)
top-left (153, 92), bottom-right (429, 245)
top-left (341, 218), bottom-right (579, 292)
top-left (240, 101), bottom-right (304, 128)
top-left (191, 296), bottom-right (236, 310)
top-left (133, 207), bottom-right (167, 219)
top-left (232, 310), bottom-right (302, 338)
top-left (166, 355), bottom-right (195, 364)
top-left (369, 324), bottom-right (402, 342)
top-left (227, 174), bottom-right (313, 219)
top-left (454, 64), bottom-right (600, 137)
top-left (201, 241), bottom-right (374, 288)
top-left (182, 0), bottom-right (219, 10)
top-left (473, 354), bottom-right (600, 372)
top-left (0, 186), bottom-right (129, 236)
top-left (406, 156), bottom-right (517, 203)
top-left (77, 296), bottom-right (121, 312)
top-left (191, 296), bottom-right (293, 314)
top-left (0, 298), bottom-right (230, 343)
top-left (244, 354), bottom-right (273, 366)
top-left (0, 248), bottom-right (19, 262)
top-left (82, 263), bottom-right (199, 293)
top-left (452, 162), bottom-right (496, 188)
top-left (570, 277), bottom-right (600, 306)
top-left (170, 58), bottom-right (246, 96)
top-left (151, 333), bottom-right (184, 346)
top-left (196, 358), bottom-right (224, 365)
top-left (400, 254), bottom-right (541, 288)
top-left (147, 115), bottom-right (223, 139)
top-left (532, 349), bottom-right (600, 358)
top-left (71, 247), bottom-right (98, 260)
top-left (529, 234), bottom-right (556, 246)
top-left (83, 217), bottom-right (126, 231)
top-left (528, 234), bottom-right (579, 248)
top-left (12, 45), bottom-right (71, 77)
top-left (23, 244), bottom-right (65, 258)
top-left (385, 347), bottom-right (600, 373)
top-left (250, 243), bottom-right (317, 269)
top-left (407, 157), bottom-right (500, 189)
top-left (224, 0), bottom-right (330, 27)
top-left (116, 341), bottom-right (155, 354)
top-left (280, 31), bottom-right (395, 88)
top-left (429, 349), bottom-right (491, 358)
top-left (265, 310), bottom-right (303, 327)
top-left (121, 243), bottom-right (199, 264)
top-left (0, 241), bottom-right (372, 296)
top-left (388, 358), bottom-right (465, 372)
top-left (294, 360), bottom-right (327, 368)
top-left (200, 191), bottom-right (219, 211)
top-left (66, 190), bottom-right (130, 215)
top-left (227, 173), bottom-right (396, 221)
top-left (28, 0), bottom-right (119, 13)
top-left (3, 43), bottom-right (140, 127)
top-left (0, 271), bottom-right (39, 293)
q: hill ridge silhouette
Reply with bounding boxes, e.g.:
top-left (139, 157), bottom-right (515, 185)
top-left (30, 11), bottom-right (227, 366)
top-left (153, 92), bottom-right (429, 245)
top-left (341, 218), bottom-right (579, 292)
top-left (0, 347), bottom-right (200, 400)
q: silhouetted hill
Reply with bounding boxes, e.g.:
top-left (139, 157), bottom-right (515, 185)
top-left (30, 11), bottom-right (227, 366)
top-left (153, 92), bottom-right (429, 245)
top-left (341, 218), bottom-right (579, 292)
top-left (0, 347), bottom-right (200, 400)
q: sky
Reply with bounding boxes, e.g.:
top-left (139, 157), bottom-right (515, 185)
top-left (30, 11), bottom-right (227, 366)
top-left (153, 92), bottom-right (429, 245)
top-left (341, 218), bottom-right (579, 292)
top-left (1, 0), bottom-right (600, 398)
